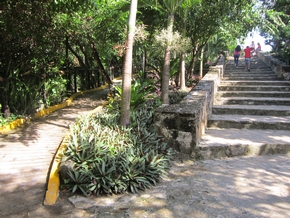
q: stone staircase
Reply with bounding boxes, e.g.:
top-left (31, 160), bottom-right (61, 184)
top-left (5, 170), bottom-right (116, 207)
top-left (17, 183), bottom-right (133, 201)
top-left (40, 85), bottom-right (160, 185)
top-left (198, 56), bottom-right (290, 159)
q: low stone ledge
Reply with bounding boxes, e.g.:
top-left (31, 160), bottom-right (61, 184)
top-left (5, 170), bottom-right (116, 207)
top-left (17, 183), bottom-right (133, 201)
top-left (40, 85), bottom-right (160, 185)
top-left (154, 57), bottom-right (225, 154)
top-left (257, 51), bottom-right (290, 81)
top-left (154, 93), bottom-right (207, 154)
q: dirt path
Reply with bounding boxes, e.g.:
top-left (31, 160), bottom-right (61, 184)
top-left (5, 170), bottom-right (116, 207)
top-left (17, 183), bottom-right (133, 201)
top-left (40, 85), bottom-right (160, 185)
top-left (9, 153), bottom-right (290, 218)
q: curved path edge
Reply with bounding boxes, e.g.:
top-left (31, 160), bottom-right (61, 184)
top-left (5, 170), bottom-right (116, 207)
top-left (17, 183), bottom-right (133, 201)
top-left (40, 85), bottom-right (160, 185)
top-left (0, 85), bottom-right (108, 134)
top-left (43, 85), bottom-right (109, 205)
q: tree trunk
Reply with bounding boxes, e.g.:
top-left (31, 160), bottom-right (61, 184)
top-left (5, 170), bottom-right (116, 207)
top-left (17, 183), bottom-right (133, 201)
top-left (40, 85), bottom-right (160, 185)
top-left (180, 53), bottom-right (186, 91)
top-left (65, 36), bottom-right (72, 92)
top-left (161, 13), bottom-right (174, 105)
top-left (142, 48), bottom-right (147, 80)
top-left (175, 69), bottom-right (180, 87)
top-left (0, 79), bottom-right (10, 118)
top-left (199, 46), bottom-right (204, 77)
top-left (180, 8), bottom-right (187, 91)
top-left (161, 46), bottom-right (171, 104)
top-left (120, 0), bottom-right (138, 127)
top-left (188, 44), bottom-right (199, 79)
top-left (90, 42), bottom-right (113, 86)
top-left (67, 43), bottom-right (85, 67)
top-left (74, 70), bottom-right (77, 92)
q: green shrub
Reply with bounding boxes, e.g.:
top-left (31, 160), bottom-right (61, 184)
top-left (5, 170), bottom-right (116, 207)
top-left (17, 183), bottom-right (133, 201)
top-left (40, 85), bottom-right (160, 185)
top-left (0, 113), bottom-right (23, 127)
top-left (44, 74), bottom-right (68, 107)
top-left (169, 90), bottom-right (188, 104)
top-left (107, 75), bottom-right (156, 112)
top-left (61, 100), bottom-right (173, 196)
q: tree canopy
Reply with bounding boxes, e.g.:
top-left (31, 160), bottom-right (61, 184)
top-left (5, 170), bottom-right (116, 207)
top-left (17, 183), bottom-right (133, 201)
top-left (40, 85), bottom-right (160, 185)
top-left (0, 0), bottom-right (288, 120)
top-left (257, 0), bottom-right (290, 63)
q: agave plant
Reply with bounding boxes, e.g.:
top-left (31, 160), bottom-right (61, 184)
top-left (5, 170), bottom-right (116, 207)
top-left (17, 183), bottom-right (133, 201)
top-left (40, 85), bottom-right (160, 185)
top-left (61, 101), bottom-right (173, 196)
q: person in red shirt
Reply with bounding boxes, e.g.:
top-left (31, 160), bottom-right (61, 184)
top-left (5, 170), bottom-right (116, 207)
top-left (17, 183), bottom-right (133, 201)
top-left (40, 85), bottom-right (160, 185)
top-left (244, 46), bottom-right (252, 71)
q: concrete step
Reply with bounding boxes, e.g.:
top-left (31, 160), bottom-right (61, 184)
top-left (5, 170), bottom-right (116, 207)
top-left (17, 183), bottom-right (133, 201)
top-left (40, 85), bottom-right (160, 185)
top-left (218, 85), bottom-right (290, 91)
top-left (216, 91), bottom-right (290, 98)
top-left (207, 114), bottom-right (290, 130)
top-left (220, 80), bottom-right (290, 86)
top-left (225, 72), bottom-right (276, 76)
top-left (222, 76), bottom-right (281, 81)
top-left (214, 97), bottom-right (290, 105)
top-left (225, 66), bottom-right (273, 72)
top-left (226, 63), bottom-right (272, 68)
top-left (212, 105), bottom-right (290, 116)
top-left (198, 129), bottom-right (290, 159)
top-left (225, 69), bottom-right (273, 72)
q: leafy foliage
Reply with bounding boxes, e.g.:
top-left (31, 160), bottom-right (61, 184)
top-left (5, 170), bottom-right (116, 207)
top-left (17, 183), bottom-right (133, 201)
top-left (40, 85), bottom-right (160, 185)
top-left (0, 0), bottom-right (128, 117)
top-left (108, 74), bottom-right (156, 111)
top-left (61, 101), bottom-right (173, 196)
top-left (257, 0), bottom-right (290, 63)
top-left (0, 113), bottom-right (22, 127)
top-left (44, 73), bottom-right (68, 107)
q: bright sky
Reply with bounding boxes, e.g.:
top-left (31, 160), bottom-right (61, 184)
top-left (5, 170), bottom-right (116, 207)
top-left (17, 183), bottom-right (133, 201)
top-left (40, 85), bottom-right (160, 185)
top-left (242, 30), bottom-right (272, 52)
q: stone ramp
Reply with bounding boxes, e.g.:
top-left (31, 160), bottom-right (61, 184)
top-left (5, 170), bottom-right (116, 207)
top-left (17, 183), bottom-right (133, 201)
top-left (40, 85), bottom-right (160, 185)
top-left (198, 56), bottom-right (290, 159)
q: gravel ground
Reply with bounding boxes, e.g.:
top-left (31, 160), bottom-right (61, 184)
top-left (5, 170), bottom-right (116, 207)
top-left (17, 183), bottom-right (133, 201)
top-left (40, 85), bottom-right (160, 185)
top-left (25, 153), bottom-right (290, 218)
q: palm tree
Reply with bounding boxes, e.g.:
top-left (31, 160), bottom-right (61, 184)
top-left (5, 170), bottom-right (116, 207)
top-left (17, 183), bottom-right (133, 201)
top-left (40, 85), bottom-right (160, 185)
top-left (120, 0), bottom-right (138, 127)
top-left (159, 0), bottom-right (184, 104)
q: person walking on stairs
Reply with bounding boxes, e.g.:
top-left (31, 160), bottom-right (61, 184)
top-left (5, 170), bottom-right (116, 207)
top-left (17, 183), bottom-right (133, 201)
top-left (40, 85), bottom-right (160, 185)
top-left (233, 45), bottom-right (241, 67)
top-left (256, 42), bottom-right (261, 52)
top-left (244, 46), bottom-right (252, 72)
top-left (250, 40), bottom-right (255, 56)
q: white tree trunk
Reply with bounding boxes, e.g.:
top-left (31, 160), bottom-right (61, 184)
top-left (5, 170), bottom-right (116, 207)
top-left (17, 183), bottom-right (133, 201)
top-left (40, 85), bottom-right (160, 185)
top-left (120, 0), bottom-right (138, 127)
top-left (199, 46), bottom-right (204, 77)
top-left (161, 13), bottom-right (174, 105)
top-left (180, 53), bottom-right (186, 91)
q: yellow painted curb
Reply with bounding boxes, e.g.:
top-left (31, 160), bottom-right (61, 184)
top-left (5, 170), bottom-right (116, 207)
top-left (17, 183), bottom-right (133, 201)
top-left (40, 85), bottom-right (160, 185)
top-left (43, 84), bottom-right (111, 205)
top-left (2, 80), bottom-right (121, 204)
top-left (43, 133), bottom-right (70, 205)
top-left (0, 118), bottom-right (27, 134)
top-left (0, 85), bottom-right (109, 134)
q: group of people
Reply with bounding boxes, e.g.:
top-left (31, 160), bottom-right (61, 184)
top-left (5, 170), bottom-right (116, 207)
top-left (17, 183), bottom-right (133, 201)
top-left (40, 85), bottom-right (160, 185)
top-left (233, 41), bottom-right (261, 72)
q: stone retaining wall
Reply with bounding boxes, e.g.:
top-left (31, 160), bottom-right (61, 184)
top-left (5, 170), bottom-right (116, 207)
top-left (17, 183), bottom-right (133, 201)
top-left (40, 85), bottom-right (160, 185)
top-left (257, 51), bottom-right (290, 81)
top-left (154, 57), bottom-right (225, 154)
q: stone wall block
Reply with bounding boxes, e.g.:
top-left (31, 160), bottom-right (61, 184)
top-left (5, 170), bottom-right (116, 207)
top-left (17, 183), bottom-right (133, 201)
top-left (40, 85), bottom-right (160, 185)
top-left (257, 51), bottom-right (290, 81)
top-left (175, 131), bottom-right (193, 153)
top-left (153, 56), bottom-right (225, 154)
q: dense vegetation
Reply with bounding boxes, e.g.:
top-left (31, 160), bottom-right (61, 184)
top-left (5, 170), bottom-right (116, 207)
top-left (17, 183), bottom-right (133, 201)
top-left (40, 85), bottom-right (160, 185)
top-left (1, 1), bottom-right (289, 121)
top-left (60, 76), bottom-right (187, 196)
top-left (258, 0), bottom-right (290, 64)
top-left (0, 0), bottom-right (256, 120)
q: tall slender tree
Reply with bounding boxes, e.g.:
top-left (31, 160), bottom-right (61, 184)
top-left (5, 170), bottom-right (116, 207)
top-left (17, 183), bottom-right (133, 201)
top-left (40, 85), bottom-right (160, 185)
top-left (120, 0), bottom-right (138, 126)
top-left (178, 0), bottom-right (200, 91)
top-left (159, 0), bottom-right (183, 104)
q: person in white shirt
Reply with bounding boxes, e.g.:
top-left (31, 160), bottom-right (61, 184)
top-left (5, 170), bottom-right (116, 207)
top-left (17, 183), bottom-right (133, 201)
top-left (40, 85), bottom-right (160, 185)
top-left (250, 41), bottom-right (255, 55)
